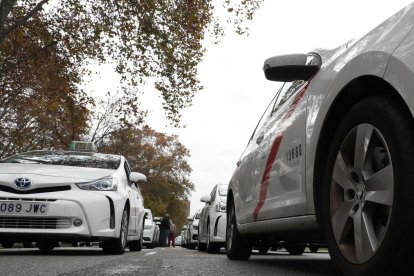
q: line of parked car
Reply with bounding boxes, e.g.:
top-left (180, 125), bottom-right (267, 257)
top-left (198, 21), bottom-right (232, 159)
top-left (177, 183), bottom-right (324, 256)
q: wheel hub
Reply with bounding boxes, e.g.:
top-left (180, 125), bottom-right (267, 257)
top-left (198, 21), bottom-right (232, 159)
top-left (355, 183), bottom-right (365, 202)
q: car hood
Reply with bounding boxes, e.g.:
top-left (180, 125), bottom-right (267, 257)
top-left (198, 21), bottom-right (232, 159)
top-left (0, 163), bottom-right (114, 190)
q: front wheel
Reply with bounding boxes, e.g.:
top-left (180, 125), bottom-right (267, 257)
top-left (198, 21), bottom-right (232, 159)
top-left (129, 225), bottom-right (143, 252)
top-left (322, 96), bottom-right (414, 275)
top-left (197, 230), bottom-right (206, 251)
top-left (102, 208), bottom-right (129, 254)
top-left (206, 223), bottom-right (220, 254)
top-left (226, 200), bottom-right (252, 260)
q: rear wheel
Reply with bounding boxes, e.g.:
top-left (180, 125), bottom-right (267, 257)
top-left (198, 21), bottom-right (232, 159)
top-left (285, 244), bottom-right (306, 255)
top-left (37, 241), bottom-right (57, 253)
top-left (23, 242), bottom-right (34, 248)
top-left (257, 245), bottom-right (270, 255)
top-left (1, 242), bottom-right (14, 248)
top-left (309, 244), bottom-right (319, 253)
top-left (102, 208), bottom-right (129, 254)
top-left (322, 96), bottom-right (414, 275)
top-left (226, 200), bottom-right (252, 260)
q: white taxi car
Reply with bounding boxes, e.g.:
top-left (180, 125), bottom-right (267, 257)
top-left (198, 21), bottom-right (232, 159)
top-left (186, 210), bottom-right (200, 249)
top-left (227, 3), bottom-right (414, 275)
top-left (0, 142), bottom-right (147, 254)
top-left (198, 184), bottom-right (227, 253)
top-left (143, 208), bottom-right (159, 248)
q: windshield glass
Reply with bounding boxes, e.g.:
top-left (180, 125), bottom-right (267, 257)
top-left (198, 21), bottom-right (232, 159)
top-left (0, 151), bottom-right (121, 170)
top-left (219, 185), bottom-right (228, 196)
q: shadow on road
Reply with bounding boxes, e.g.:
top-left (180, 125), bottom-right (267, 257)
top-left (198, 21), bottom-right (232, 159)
top-left (247, 253), bottom-right (338, 275)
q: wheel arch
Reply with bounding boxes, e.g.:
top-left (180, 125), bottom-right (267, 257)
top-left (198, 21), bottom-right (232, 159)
top-left (313, 75), bottom-right (413, 227)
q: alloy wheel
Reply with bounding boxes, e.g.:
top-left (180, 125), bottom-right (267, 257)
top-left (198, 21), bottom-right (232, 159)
top-left (330, 123), bottom-right (393, 264)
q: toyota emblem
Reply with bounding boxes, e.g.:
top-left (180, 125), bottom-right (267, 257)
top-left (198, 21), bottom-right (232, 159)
top-left (13, 177), bottom-right (32, 189)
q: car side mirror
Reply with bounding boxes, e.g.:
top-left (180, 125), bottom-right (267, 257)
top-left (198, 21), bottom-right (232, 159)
top-left (263, 53), bottom-right (321, 82)
top-left (130, 172), bottom-right (147, 183)
top-left (200, 195), bottom-right (212, 204)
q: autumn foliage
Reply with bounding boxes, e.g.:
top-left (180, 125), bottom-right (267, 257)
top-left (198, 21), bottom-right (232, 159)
top-left (99, 126), bottom-right (193, 230)
top-left (0, 0), bottom-right (263, 225)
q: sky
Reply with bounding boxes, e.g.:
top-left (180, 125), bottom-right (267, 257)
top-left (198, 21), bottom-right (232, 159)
top-left (88, 1), bottom-right (414, 216)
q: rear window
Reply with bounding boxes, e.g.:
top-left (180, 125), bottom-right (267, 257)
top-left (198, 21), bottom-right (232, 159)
top-left (0, 151), bottom-right (121, 170)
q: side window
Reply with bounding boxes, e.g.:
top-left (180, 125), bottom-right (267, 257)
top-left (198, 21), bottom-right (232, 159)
top-left (272, 80), bottom-right (306, 114)
top-left (248, 91), bottom-right (280, 144)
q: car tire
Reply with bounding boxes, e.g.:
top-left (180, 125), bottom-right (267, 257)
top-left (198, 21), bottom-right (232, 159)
top-left (257, 245), bottom-right (270, 255)
top-left (37, 241), bottom-right (57, 253)
top-left (226, 199), bottom-right (252, 260)
top-left (1, 241), bottom-right (14, 248)
top-left (129, 225), bottom-right (143, 252)
top-left (102, 208), bottom-right (129, 254)
top-left (23, 242), bottom-right (34, 248)
top-left (285, 244), bottom-right (305, 255)
top-left (309, 244), bottom-right (319, 253)
top-left (197, 230), bottom-right (206, 251)
top-left (322, 96), bottom-right (414, 275)
top-left (206, 223), bottom-right (220, 254)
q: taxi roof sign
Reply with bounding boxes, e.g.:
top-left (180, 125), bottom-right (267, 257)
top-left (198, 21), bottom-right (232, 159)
top-left (69, 141), bottom-right (97, 152)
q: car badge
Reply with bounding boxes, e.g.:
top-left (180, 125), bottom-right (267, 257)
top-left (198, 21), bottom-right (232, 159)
top-left (13, 177), bottom-right (32, 189)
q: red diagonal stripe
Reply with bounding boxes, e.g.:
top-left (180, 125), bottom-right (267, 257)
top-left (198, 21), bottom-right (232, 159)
top-left (252, 82), bottom-right (309, 222)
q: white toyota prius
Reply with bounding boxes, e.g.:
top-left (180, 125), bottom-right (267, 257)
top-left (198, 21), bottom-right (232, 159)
top-left (227, 3), bottom-right (414, 276)
top-left (0, 142), bottom-right (147, 254)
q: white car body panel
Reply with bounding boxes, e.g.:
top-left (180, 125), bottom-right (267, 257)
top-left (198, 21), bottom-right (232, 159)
top-left (199, 184), bottom-right (228, 244)
top-left (0, 151), bottom-right (146, 244)
top-left (143, 208), bottom-right (159, 245)
top-left (188, 211), bottom-right (200, 246)
top-left (305, 5), bottom-right (414, 214)
top-left (229, 3), bottom-right (414, 234)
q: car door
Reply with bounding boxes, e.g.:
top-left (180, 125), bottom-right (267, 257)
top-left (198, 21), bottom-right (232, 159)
top-left (235, 94), bottom-right (279, 224)
top-left (251, 80), bottom-right (308, 222)
top-left (124, 161), bottom-right (139, 235)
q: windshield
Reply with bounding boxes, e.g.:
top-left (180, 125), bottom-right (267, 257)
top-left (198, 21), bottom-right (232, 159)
top-left (219, 185), bottom-right (228, 197)
top-left (0, 151), bottom-right (121, 170)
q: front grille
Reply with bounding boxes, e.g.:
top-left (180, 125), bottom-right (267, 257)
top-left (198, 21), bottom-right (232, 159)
top-left (0, 198), bottom-right (56, 202)
top-left (0, 217), bottom-right (72, 229)
top-left (0, 185), bottom-right (71, 194)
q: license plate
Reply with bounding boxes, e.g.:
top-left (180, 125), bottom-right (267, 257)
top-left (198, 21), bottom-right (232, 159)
top-left (0, 201), bottom-right (49, 215)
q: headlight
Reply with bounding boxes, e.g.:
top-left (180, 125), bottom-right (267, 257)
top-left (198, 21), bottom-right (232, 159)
top-left (216, 201), bottom-right (226, 212)
top-left (76, 177), bottom-right (118, 191)
top-left (192, 225), bottom-right (198, 230)
top-left (144, 225), bottom-right (152, 230)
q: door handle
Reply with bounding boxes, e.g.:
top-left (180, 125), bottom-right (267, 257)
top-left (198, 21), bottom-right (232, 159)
top-left (256, 133), bottom-right (264, 144)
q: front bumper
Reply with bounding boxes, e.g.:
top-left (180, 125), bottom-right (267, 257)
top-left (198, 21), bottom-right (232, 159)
top-left (0, 186), bottom-right (126, 241)
top-left (210, 214), bottom-right (226, 243)
top-left (143, 228), bottom-right (155, 244)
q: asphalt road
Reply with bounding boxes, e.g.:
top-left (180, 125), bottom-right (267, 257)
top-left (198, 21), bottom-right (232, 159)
top-left (0, 245), bottom-right (338, 275)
